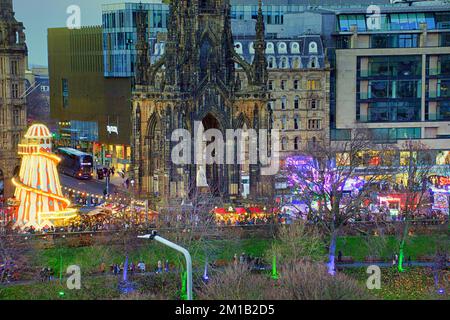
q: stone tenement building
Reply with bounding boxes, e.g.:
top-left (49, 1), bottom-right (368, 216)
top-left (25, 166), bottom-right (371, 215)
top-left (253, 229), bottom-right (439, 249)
top-left (234, 33), bottom-right (331, 158)
top-left (0, 0), bottom-right (27, 200)
top-left (131, 0), bottom-right (273, 205)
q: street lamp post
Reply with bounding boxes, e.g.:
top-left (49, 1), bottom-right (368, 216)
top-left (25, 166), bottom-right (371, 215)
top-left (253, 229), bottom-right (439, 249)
top-left (138, 231), bottom-right (193, 300)
top-left (130, 179), bottom-right (135, 224)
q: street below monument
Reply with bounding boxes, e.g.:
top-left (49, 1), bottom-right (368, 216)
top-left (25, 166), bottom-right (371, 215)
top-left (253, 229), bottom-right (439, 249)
top-left (59, 174), bottom-right (128, 198)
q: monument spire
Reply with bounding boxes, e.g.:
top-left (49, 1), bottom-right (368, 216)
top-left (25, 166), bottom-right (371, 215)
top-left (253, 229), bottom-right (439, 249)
top-left (0, 0), bottom-right (14, 18)
top-left (253, 0), bottom-right (268, 86)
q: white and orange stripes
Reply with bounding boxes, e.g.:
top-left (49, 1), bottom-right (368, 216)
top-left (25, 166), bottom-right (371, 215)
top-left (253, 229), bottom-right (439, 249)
top-left (14, 124), bottom-right (77, 230)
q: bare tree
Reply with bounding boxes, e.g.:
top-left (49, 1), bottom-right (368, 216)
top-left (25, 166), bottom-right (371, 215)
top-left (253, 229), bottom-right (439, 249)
top-left (284, 130), bottom-right (390, 275)
top-left (157, 178), bottom-right (226, 271)
top-left (395, 140), bottom-right (434, 271)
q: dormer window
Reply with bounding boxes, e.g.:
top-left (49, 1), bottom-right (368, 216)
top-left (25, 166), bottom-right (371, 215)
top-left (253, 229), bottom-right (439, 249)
top-left (278, 42), bottom-right (287, 54)
top-left (309, 41), bottom-right (318, 54)
top-left (234, 42), bottom-right (243, 54)
top-left (266, 42), bottom-right (275, 54)
top-left (249, 42), bottom-right (255, 54)
top-left (291, 42), bottom-right (300, 54)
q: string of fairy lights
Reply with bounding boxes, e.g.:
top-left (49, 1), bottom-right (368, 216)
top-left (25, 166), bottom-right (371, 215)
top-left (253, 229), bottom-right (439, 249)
top-left (62, 186), bottom-right (148, 207)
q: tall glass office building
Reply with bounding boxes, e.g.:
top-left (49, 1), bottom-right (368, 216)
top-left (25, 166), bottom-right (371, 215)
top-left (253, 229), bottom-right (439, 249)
top-left (102, 2), bottom-right (169, 77)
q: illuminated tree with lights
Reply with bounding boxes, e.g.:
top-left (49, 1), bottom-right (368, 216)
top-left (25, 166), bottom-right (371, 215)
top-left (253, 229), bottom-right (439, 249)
top-left (13, 124), bottom-right (77, 230)
top-left (285, 130), bottom-right (390, 275)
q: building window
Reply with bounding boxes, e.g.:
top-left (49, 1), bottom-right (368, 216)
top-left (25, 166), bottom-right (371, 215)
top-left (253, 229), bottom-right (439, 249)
top-left (308, 57), bottom-right (318, 68)
top-left (398, 34), bottom-right (418, 48)
top-left (294, 137), bottom-right (300, 150)
top-left (310, 99), bottom-right (319, 110)
top-left (268, 56), bottom-right (276, 69)
top-left (281, 96), bottom-right (287, 110)
top-left (280, 57), bottom-right (289, 69)
top-left (281, 137), bottom-right (288, 151)
top-left (293, 80), bottom-right (299, 90)
top-left (2, 133), bottom-right (7, 147)
top-left (11, 61), bottom-right (18, 75)
top-left (62, 79), bottom-right (69, 108)
top-left (293, 57), bottom-right (301, 69)
top-left (281, 80), bottom-right (287, 90)
top-left (441, 33), bottom-right (450, 47)
top-left (13, 109), bottom-right (20, 126)
top-left (12, 133), bottom-right (19, 147)
top-left (308, 119), bottom-right (321, 130)
top-left (307, 79), bottom-right (320, 90)
top-left (294, 115), bottom-right (300, 130)
top-left (294, 96), bottom-right (299, 109)
top-left (268, 80), bottom-right (274, 91)
top-left (11, 83), bottom-right (19, 98)
top-left (281, 116), bottom-right (287, 130)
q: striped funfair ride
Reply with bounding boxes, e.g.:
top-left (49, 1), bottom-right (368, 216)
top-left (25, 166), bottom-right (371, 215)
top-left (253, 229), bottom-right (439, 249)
top-left (12, 124), bottom-right (77, 230)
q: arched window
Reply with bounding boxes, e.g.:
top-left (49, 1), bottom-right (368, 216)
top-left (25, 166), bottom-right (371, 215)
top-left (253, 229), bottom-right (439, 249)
top-left (293, 57), bottom-right (301, 69)
top-left (266, 42), bottom-right (275, 54)
top-left (268, 56), bottom-right (276, 69)
top-left (294, 115), bottom-right (300, 130)
top-left (309, 41), bottom-right (318, 54)
top-left (281, 137), bottom-right (288, 151)
top-left (280, 57), bottom-right (289, 69)
top-left (234, 42), bottom-right (243, 54)
top-left (291, 42), bottom-right (300, 54)
top-left (278, 42), bottom-right (287, 54)
top-left (294, 137), bottom-right (300, 150)
top-left (309, 57), bottom-right (319, 69)
top-left (249, 42), bottom-right (255, 54)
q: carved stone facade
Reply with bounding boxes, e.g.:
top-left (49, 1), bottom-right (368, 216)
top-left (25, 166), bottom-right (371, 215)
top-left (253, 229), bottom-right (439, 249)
top-left (131, 0), bottom-right (273, 206)
top-left (234, 35), bottom-right (331, 158)
top-left (0, 0), bottom-right (27, 200)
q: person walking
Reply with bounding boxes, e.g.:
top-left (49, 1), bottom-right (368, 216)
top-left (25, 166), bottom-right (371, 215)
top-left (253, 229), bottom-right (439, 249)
top-left (164, 260), bottom-right (170, 273)
top-left (239, 253), bottom-right (245, 265)
top-left (157, 260), bottom-right (163, 274)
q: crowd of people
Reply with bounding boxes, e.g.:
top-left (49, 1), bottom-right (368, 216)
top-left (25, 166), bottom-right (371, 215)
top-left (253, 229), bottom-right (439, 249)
top-left (99, 259), bottom-right (171, 276)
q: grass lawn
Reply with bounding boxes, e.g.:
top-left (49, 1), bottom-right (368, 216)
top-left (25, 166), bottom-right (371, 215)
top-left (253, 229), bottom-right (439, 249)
top-left (28, 234), bottom-right (447, 275)
top-left (31, 237), bottom-right (273, 276)
top-left (1, 234), bottom-right (447, 300)
top-left (336, 234), bottom-right (448, 261)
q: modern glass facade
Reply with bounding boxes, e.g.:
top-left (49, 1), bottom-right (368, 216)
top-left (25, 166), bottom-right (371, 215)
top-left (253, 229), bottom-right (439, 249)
top-left (358, 56), bottom-right (422, 123)
top-left (102, 3), bottom-right (169, 77)
top-left (427, 54), bottom-right (450, 121)
top-left (337, 12), bottom-right (448, 32)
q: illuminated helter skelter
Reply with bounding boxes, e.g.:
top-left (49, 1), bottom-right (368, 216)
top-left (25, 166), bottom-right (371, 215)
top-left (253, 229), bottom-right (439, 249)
top-left (12, 124), bottom-right (77, 230)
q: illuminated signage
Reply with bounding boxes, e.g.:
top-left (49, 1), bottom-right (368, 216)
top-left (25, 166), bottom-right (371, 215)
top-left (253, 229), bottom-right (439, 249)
top-left (429, 175), bottom-right (450, 187)
top-left (107, 125), bottom-right (119, 135)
